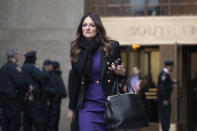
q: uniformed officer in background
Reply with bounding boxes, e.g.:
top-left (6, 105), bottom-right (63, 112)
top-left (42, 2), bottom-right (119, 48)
top-left (0, 49), bottom-right (29, 131)
top-left (41, 60), bottom-right (57, 131)
top-left (157, 61), bottom-right (174, 131)
top-left (52, 61), bottom-right (67, 98)
top-left (46, 61), bottom-right (67, 131)
top-left (41, 60), bottom-right (56, 98)
top-left (22, 51), bottom-right (49, 131)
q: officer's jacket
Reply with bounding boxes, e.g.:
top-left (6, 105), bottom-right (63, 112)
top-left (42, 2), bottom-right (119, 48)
top-left (54, 71), bottom-right (67, 98)
top-left (69, 41), bottom-right (123, 110)
top-left (157, 70), bottom-right (173, 101)
top-left (22, 63), bottom-right (48, 90)
top-left (0, 60), bottom-right (27, 98)
top-left (41, 71), bottom-right (57, 96)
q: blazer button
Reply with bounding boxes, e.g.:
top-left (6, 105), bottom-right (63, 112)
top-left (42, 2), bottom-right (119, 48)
top-left (107, 80), bottom-right (111, 83)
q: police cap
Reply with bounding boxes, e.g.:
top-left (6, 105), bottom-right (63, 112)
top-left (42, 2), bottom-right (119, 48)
top-left (24, 51), bottom-right (37, 58)
top-left (164, 61), bottom-right (174, 66)
top-left (52, 61), bottom-right (60, 69)
top-left (43, 60), bottom-right (53, 66)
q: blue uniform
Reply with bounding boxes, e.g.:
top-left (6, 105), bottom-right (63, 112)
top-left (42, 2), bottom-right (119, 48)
top-left (0, 60), bottom-right (27, 131)
top-left (22, 63), bottom-right (49, 131)
top-left (47, 71), bottom-right (67, 131)
top-left (157, 69), bottom-right (173, 131)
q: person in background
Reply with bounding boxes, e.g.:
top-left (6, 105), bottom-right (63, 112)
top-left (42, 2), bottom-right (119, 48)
top-left (157, 61), bottom-right (174, 131)
top-left (22, 51), bottom-right (49, 131)
top-left (125, 67), bottom-right (146, 131)
top-left (46, 61), bottom-right (67, 131)
top-left (42, 60), bottom-right (56, 98)
top-left (0, 49), bottom-right (28, 131)
top-left (41, 60), bottom-right (56, 131)
top-left (127, 67), bottom-right (141, 94)
top-left (52, 61), bottom-right (67, 98)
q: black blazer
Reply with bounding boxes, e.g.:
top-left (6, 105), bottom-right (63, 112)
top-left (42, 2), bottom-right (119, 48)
top-left (69, 41), bottom-right (122, 110)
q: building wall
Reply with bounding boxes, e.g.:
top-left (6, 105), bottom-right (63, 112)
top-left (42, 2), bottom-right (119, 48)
top-left (0, 0), bottom-right (84, 130)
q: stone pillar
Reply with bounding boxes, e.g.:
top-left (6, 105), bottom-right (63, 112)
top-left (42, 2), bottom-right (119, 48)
top-left (0, 0), bottom-right (84, 130)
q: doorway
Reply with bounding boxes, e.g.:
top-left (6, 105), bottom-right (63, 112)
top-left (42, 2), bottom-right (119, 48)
top-left (179, 46), bottom-right (197, 131)
top-left (120, 46), bottom-right (160, 131)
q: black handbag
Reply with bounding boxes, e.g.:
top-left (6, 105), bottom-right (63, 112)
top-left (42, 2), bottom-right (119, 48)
top-left (105, 76), bottom-right (149, 129)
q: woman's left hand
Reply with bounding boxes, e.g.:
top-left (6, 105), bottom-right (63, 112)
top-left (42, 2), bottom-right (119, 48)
top-left (108, 63), bottom-right (126, 76)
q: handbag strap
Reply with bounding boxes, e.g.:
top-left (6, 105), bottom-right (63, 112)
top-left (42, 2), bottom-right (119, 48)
top-left (111, 75), bottom-right (139, 96)
top-left (129, 84), bottom-right (136, 94)
top-left (111, 75), bottom-right (121, 96)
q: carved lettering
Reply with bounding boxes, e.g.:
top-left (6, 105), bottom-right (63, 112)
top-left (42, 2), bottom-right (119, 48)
top-left (129, 25), bottom-right (175, 36)
top-left (182, 25), bottom-right (197, 35)
top-left (191, 25), bottom-right (197, 35)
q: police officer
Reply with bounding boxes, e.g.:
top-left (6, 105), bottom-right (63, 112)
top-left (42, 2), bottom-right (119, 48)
top-left (46, 61), bottom-right (67, 131)
top-left (52, 61), bottom-right (67, 98)
top-left (0, 49), bottom-right (28, 131)
top-left (41, 60), bottom-right (57, 98)
top-left (22, 51), bottom-right (49, 131)
top-left (157, 61), bottom-right (174, 131)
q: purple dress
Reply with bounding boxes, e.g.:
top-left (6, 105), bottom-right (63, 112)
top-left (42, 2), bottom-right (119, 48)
top-left (79, 51), bottom-right (106, 131)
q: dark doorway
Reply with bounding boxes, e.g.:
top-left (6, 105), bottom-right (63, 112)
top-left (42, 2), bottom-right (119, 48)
top-left (179, 46), bottom-right (197, 131)
top-left (120, 46), bottom-right (159, 131)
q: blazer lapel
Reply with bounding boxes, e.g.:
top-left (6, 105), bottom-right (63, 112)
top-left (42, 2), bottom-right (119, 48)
top-left (100, 50), bottom-right (106, 80)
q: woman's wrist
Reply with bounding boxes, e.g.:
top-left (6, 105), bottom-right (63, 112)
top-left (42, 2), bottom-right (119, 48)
top-left (69, 109), bottom-right (74, 112)
top-left (114, 65), bottom-right (126, 76)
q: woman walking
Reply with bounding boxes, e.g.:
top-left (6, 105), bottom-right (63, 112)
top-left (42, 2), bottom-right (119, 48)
top-left (67, 12), bottom-right (126, 131)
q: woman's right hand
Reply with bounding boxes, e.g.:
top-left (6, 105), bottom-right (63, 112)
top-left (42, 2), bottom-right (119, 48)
top-left (67, 109), bottom-right (75, 124)
top-left (108, 63), bottom-right (126, 76)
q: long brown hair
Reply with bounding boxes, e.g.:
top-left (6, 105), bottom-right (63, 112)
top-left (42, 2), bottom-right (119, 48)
top-left (70, 12), bottom-right (111, 62)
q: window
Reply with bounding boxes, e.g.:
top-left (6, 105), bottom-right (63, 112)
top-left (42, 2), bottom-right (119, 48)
top-left (85, 0), bottom-right (197, 16)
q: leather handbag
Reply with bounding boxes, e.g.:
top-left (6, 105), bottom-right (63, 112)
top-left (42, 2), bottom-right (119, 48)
top-left (105, 76), bottom-right (149, 129)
